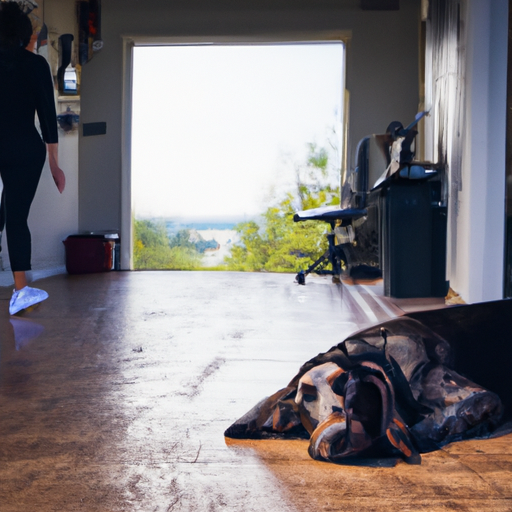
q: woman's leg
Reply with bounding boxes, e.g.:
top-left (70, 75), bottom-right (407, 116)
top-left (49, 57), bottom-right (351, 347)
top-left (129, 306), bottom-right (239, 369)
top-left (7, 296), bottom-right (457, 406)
top-left (5, 164), bottom-right (49, 313)
top-left (13, 271), bottom-right (28, 291)
top-left (1, 158), bottom-right (44, 280)
top-left (0, 183), bottom-right (27, 290)
top-left (0, 138), bottom-right (47, 314)
top-left (0, 190), bottom-right (28, 289)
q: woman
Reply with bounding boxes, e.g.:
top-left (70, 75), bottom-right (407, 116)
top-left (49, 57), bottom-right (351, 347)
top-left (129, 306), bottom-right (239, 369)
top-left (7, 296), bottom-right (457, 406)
top-left (0, 2), bottom-right (66, 315)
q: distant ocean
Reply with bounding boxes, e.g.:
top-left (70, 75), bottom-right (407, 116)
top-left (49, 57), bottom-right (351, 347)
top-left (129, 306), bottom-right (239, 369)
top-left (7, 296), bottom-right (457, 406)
top-left (161, 219), bottom-right (242, 267)
top-left (163, 219), bottom-right (247, 236)
top-left (167, 221), bottom-right (238, 232)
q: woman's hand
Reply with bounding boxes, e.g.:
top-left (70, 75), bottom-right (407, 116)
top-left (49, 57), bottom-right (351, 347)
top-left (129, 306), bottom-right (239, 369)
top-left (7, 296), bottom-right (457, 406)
top-left (47, 143), bottom-right (66, 193)
top-left (51, 165), bottom-right (66, 193)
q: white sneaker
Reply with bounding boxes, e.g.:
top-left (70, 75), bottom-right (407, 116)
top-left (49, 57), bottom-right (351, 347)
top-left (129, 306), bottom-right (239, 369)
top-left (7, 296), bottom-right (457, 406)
top-left (9, 286), bottom-right (49, 315)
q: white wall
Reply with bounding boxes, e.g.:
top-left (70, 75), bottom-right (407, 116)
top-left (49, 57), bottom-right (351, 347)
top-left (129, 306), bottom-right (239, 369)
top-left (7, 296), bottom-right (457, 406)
top-left (77, 0), bottom-right (421, 264)
top-left (453, 0), bottom-right (508, 302)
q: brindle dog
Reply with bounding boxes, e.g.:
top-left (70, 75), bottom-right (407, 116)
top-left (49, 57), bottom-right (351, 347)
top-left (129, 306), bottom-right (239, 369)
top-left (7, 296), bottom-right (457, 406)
top-left (225, 299), bottom-right (512, 465)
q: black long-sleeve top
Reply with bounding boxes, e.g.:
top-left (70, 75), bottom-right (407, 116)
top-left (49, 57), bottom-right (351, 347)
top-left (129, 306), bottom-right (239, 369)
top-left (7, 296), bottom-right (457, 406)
top-left (0, 46), bottom-right (58, 164)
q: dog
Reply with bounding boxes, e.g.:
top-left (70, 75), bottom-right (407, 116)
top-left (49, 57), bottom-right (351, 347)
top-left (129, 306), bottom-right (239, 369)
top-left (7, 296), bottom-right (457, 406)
top-left (225, 300), bottom-right (512, 465)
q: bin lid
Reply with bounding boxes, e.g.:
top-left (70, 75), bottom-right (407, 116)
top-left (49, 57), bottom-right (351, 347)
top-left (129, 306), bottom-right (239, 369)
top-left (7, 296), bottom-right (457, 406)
top-left (66, 231), bottom-right (120, 240)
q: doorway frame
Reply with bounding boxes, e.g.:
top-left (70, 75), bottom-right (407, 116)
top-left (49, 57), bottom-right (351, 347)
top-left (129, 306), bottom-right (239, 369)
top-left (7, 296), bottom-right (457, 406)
top-left (121, 33), bottom-right (350, 270)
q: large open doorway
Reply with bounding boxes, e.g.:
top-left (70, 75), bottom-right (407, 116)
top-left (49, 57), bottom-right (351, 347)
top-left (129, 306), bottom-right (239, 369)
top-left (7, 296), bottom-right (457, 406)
top-left (128, 41), bottom-right (345, 271)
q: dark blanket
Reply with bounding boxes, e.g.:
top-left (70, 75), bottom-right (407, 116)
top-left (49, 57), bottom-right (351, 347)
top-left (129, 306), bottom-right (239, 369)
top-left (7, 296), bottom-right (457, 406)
top-left (225, 299), bottom-right (512, 465)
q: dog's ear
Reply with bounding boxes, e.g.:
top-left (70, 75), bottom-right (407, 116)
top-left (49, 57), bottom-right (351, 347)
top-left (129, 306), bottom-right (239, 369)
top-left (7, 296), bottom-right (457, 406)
top-left (386, 418), bottom-right (421, 464)
top-left (224, 386), bottom-right (306, 439)
top-left (331, 372), bottom-right (348, 397)
top-left (272, 399), bottom-right (301, 432)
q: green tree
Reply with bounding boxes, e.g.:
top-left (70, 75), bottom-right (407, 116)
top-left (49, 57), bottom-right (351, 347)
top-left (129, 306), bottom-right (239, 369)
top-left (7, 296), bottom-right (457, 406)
top-left (225, 142), bottom-right (340, 272)
top-left (169, 229), bottom-right (196, 251)
top-left (133, 219), bottom-right (201, 270)
top-left (134, 137), bottom-right (341, 273)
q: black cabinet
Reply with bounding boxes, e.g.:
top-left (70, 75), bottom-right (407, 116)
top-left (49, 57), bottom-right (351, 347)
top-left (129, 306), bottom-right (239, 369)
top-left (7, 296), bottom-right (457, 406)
top-left (380, 180), bottom-right (447, 298)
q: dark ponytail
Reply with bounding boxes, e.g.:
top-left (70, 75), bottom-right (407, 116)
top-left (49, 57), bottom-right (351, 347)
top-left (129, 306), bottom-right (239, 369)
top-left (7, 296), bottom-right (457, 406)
top-left (0, 2), bottom-right (33, 49)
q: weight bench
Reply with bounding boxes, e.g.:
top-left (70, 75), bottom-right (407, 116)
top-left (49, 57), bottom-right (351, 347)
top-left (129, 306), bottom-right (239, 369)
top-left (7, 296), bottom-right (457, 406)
top-left (293, 206), bottom-right (367, 284)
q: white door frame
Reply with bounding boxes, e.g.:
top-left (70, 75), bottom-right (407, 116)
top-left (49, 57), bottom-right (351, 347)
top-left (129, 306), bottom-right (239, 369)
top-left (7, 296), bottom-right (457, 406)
top-left (121, 33), bottom-right (349, 270)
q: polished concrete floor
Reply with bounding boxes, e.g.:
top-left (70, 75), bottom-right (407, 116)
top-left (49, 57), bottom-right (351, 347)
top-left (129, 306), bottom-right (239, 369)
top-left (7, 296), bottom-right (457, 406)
top-left (0, 271), bottom-right (510, 511)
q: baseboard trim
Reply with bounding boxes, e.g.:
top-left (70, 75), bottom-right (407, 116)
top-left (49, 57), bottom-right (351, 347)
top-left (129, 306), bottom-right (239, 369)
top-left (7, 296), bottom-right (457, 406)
top-left (0, 266), bottom-right (67, 287)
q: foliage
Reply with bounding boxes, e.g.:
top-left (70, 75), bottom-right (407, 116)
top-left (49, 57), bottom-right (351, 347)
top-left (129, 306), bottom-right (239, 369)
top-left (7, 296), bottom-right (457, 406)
top-left (194, 239), bottom-right (219, 253)
top-left (133, 219), bottom-right (201, 270)
top-left (169, 229), bottom-right (219, 254)
top-left (168, 229), bottom-right (196, 251)
top-left (224, 143), bottom-right (340, 272)
top-left (133, 139), bottom-right (341, 273)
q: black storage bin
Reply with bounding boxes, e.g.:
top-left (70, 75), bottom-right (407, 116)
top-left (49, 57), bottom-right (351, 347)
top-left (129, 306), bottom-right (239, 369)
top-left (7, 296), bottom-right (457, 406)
top-left (381, 180), bottom-right (447, 298)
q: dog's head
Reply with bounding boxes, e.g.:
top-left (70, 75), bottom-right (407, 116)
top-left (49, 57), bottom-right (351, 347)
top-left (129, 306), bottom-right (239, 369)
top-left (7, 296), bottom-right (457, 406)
top-left (295, 358), bottom-right (420, 464)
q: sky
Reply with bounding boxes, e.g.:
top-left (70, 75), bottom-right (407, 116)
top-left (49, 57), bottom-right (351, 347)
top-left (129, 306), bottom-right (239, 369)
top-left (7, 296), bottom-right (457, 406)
top-left (131, 43), bottom-right (344, 222)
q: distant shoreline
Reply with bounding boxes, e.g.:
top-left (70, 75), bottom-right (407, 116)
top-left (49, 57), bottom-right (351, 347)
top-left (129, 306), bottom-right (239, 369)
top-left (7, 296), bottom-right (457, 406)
top-left (168, 221), bottom-right (239, 232)
top-left (135, 216), bottom-right (258, 235)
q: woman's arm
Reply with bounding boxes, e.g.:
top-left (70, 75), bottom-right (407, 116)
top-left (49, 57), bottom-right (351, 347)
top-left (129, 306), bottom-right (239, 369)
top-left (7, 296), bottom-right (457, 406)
top-left (31, 55), bottom-right (65, 193)
top-left (47, 143), bottom-right (66, 193)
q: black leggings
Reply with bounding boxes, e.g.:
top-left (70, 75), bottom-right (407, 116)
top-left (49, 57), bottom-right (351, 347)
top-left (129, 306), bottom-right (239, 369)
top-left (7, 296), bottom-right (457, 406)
top-left (0, 147), bottom-right (45, 272)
